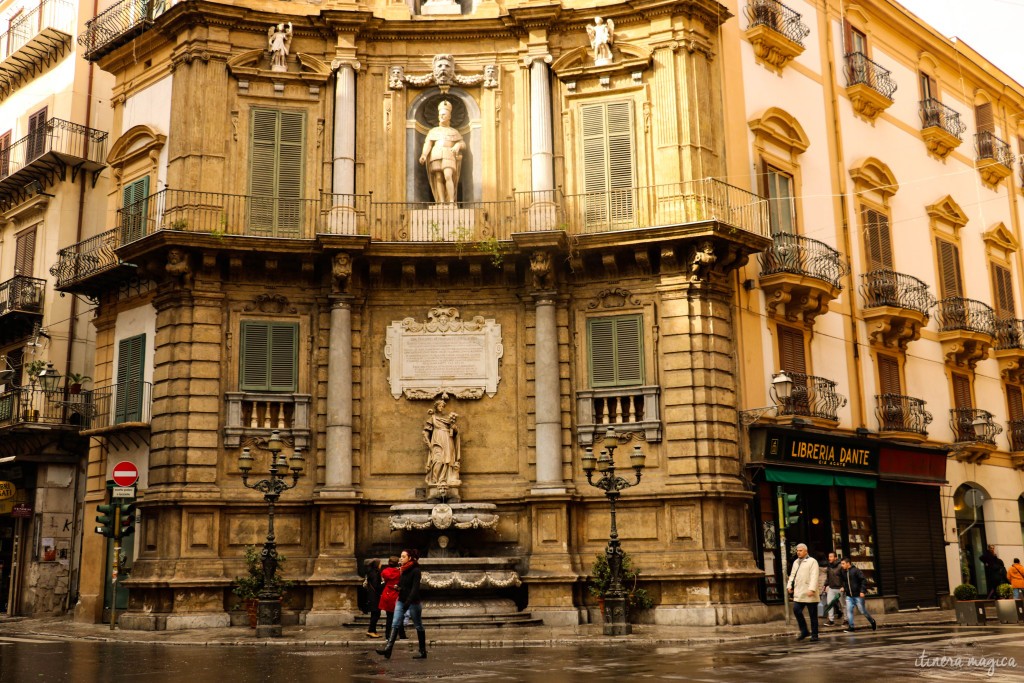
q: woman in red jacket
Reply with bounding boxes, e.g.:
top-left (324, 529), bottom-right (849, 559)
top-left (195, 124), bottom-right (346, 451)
top-left (378, 556), bottom-right (406, 642)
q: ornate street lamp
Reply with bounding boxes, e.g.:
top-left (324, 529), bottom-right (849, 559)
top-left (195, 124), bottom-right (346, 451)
top-left (37, 362), bottom-right (61, 393)
top-left (237, 429), bottom-right (304, 637)
top-left (581, 425), bottom-right (645, 636)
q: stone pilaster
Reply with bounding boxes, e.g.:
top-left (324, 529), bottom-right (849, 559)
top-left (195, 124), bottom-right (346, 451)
top-left (531, 292), bottom-right (566, 494)
top-left (322, 296), bottom-right (357, 495)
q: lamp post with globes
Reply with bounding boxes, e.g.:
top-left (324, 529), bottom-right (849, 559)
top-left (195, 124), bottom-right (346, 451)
top-left (237, 429), bottom-right (304, 637)
top-left (581, 425), bottom-right (645, 636)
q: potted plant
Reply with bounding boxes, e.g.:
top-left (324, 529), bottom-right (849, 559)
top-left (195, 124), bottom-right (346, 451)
top-left (232, 545), bottom-right (290, 628)
top-left (22, 360), bottom-right (46, 421)
top-left (67, 372), bottom-right (91, 395)
top-left (588, 551), bottom-right (655, 624)
top-left (953, 583), bottom-right (993, 625)
top-left (995, 583), bottom-right (1022, 624)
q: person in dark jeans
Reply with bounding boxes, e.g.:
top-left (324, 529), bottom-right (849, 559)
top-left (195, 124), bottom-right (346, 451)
top-left (823, 552), bottom-right (845, 626)
top-left (364, 558), bottom-right (383, 638)
top-left (376, 548), bottom-right (426, 659)
top-left (839, 558), bottom-right (877, 632)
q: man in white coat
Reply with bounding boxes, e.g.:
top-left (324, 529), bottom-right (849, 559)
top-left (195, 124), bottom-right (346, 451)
top-left (787, 543), bottom-right (821, 641)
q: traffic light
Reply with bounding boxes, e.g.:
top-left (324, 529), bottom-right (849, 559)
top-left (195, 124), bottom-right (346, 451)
top-left (779, 489), bottom-right (802, 529)
top-left (117, 502), bottom-right (136, 539)
top-left (95, 504), bottom-right (115, 538)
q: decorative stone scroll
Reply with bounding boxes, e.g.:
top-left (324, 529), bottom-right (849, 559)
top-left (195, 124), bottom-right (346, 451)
top-left (384, 307), bottom-right (503, 399)
top-left (388, 54), bottom-right (498, 93)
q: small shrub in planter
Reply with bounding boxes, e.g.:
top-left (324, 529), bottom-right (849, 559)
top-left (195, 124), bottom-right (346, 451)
top-left (953, 583), bottom-right (978, 601)
top-left (589, 551), bottom-right (655, 621)
top-left (997, 583), bottom-right (1014, 600)
top-left (232, 545), bottom-right (291, 628)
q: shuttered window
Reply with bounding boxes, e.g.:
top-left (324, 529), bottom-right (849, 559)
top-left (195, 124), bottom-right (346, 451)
top-left (764, 165), bottom-right (796, 235)
top-left (115, 334), bottom-right (145, 424)
top-left (1007, 385), bottom-right (1024, 422)
top-left (975, 103), bottom-right (994, 135)
top-left (952, 373), bottom-right (972, 410)
top-left (588, 315), bottom-right (643, 388)
top-left (844, 22), bottom-right (867, 54)
top-left (249, 108), bottom-right (305, 237)
top-left (777, 325), bottom-right (807, 375)
top-left (14, 228), bottom-right (35, 277)
top-left (121, 176), bottom-right (150, 244)
top-left (580, 101), bottom-right (634, 228)
top-left (936, 239), bottom-right (963, 299)
top-left (240, 321), bottom-right (298, 392)
top-left (26, 107), bottom-right (47, 161)
top-left (919, 72), bottom-right (935, 101)
top-left (992, 264), bottom-right (1016, 319)
top-left (0, 130), bottom-right (10, 178)
top-left (861, 207), bottom-right (893, 270)
top-left (878, 354), bottom-right (901, 395)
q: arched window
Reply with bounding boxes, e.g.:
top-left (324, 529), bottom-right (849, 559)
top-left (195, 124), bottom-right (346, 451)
top-left (954, 484), bottom-right (989, 594)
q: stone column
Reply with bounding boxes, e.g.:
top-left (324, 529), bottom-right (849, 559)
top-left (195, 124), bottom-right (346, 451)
top-left (528, 55), bottom-right (557, 230)
top-left (329, 61), bottom-right (358, 233)
top-left (324, 296), bottom-right (353, 490)
top-left (532, 293), bottom-right (565, 493)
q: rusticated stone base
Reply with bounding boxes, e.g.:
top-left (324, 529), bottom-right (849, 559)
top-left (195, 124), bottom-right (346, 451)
top-left (304, 610), bottom-right (357, 626)
top-left (119, 612), bottom-right (231, 631)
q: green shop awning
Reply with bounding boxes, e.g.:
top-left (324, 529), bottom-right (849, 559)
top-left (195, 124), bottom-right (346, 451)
top-left (765, 467), bottom-right (876, 489)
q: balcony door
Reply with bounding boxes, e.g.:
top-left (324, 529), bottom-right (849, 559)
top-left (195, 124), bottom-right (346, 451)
top-left (249, 108), bottom-right (305, 238)
top-left (26, 107), bottom-right (47, 162)
top-left (0, 131), bottom-right (9, 178)
top-left (115, 334), bottom-right (145, 424)
top-left (14, 228), bottom-right (35, 278)
top-left (580, 101), bottom-right (635, 230)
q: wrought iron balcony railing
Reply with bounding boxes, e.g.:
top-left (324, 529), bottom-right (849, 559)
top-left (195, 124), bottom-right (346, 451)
top-left (995, 318), bottom-right (1024, 350)
top-left (0, 118), bottom-right (108, 181)
top-left (758, 232), bottom-right (847, 289)
top-left (975, 131), bottom-right (1015, 169)
top-left (875, 394), bottom-right (932, 436)
top-left (950, 408), bottom-right (1001, 445)
top-left (859, 270), bottom-right (935, 315)
top-left (935, 297), bottom-right (996, 336)
top-left (564, 178), bottom-right (770, 238)
top-left (0, 275), bottom-right (44, 318)
top-left (0, 385), bottom-right (83, 429)
top-left (79, 0), bottom-right (157, 61)
top-left (50, 228), bottom-right (119, 290)
top-left (919, 99), bottom-right (966, 139)
top-left (1009, 418), bottom-right (1024, 452)
top-left (843, 52), bottom-right (897, 100)
top-left (82, 380), bottom-right (152, 430)
top-left (576, 385), bottom-right (662, 445)
top-left (770, 371), bottom-right (847, 421)
top-left (0, 0), bottom-right (74, 62)
top-left (744, 0), bottom-right (810, 46)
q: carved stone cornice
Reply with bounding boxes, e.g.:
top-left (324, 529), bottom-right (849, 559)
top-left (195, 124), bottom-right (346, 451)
top-left (746, 24), bottom-right (804, 73)
top-left (921, 125), bottom-right (962, 160)
top-left (759, 274), bottom-right (840, 327)
top-left (976, 158), bottom-right (1013, 189)
top-left (938, 330), bottom-right (993, 369)
top-left (862, 307), bottom-right (927, 350)
top-left (994, 349), bottom-right (1024, 384)
top-left (846, 83), bottom-right (893, 124)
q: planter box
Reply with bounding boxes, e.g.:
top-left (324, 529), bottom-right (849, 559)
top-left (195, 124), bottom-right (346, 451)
top-left (955, 600), bottom-right (994, 625)
top-left (997, 599), bottom-right (1024, 624)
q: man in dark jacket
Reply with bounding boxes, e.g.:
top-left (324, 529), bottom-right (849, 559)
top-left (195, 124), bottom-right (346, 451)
top-left (839, 557), bottom-right (877, 632)
top-left (364, 558), bottom-right (383, 638)
top-left (376, 548), bottom-right (426, 660)
top-left (823, 552), bottom-right (845, 626)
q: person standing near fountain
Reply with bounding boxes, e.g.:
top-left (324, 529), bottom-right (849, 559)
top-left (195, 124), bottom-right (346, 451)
top-left (364, 559), bottom-right (383, 638)
top-left (378, 556), bottom-right (406, 643)
top-left (423, 398), bottom-right (461, 499)
top-left (376, 549), bottom-right (426, 660)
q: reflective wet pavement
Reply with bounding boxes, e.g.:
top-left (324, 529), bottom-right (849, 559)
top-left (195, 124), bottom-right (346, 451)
top-left (2, 626), bottom-right (1024, 682)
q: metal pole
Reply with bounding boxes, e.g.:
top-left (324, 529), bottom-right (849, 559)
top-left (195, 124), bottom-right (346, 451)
top-left (777, 487), bottom-right (791, 625)
top-left (110, 505), bottom-right (120, 630)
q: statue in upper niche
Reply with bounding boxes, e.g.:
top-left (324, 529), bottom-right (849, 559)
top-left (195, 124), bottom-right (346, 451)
top-left (268, 22), bottom-right (293, 71)
top-left (587, 17), bottom-right (615, 66)
top-left (419, 100), bottom-right (465, 205)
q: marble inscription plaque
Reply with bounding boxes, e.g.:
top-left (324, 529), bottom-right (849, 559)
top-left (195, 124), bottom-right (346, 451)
top-left (385, 307), bottom-right (502, 399)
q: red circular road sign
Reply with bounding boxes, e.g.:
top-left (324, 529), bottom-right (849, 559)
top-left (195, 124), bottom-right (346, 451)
top-left (112, 461), bottom-right (139, 487)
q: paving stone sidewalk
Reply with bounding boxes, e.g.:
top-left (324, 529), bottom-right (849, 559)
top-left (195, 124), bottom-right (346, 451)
top-left (0, 609), bottom-right (957, 647)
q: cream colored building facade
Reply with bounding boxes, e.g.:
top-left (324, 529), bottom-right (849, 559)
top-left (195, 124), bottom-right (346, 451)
top-left (0, 0), bottom-right (111, 616)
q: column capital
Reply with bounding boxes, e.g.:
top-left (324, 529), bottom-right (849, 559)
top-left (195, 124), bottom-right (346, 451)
top-left (522, 54), bottom-right (553, 68)
top-left (331, 58), bottom-right (361, 73)
top-left (532, 291), bottom-right (558, 305)
top-left (329, 294), bottom-right (355, 310)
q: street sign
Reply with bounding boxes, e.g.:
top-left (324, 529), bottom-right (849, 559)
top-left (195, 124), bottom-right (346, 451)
top-left (0, 481), bottom-right (14, 500)
top-left (11, 503), bottom-right (31, 517)
top-left (111, 461), bottom-right (139, 487)
top-left (112, 486), bottom-right (136, 499)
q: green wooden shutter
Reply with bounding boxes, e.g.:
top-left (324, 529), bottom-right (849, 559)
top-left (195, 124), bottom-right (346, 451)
top-left (249, 108), bottom-right (306, 237)
top-left (992, 264), bottom-right (1015, 319)
top-left (877, 354), bottom-right (901, 395)
top-left (862, 207), bottom-right (893, 271)
top-left (249, 109), bottom-right (278, 235)
top-left (240, 321), bottom-right (297, 392)
top-left (121, 176), bottom-right (150, 244)
top-left (588, 315), bottom-right (643, 388)
top-left (936, 239), bottom-right (963, 299)
top-left (581, 104), bottom-right (609, 226)
top-left (606, 101), bottom-right (634, 224)
top-left (580, 101), bottom-right (634, 229)
top-left (276, 111), bottom-right (305, 236)
top-left (115, 334), bottom-right (145, 423)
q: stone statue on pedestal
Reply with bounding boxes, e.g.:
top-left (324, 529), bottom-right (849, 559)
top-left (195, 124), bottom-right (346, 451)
top-left (419, 100), bottom-right (465, 205)
top-left (586, 17), bottom-right (615, 66)
top-left (423, 397), bottom-right (461, 499)
top-left (268, 22), bottom-right (293, 72)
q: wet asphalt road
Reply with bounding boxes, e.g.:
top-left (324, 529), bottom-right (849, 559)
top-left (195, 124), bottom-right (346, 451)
top-left (1, 626), bottom-right (1023, 682)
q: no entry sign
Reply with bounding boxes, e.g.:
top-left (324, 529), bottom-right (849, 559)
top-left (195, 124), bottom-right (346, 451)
top-left (112, 461), bottom-right (139, 487)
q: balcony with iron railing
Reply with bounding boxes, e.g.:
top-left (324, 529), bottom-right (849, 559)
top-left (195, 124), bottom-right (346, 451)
top-left (0, 385), bottom-right (86, 431)
top-left (919, 99), bottom-right (966, 159)
top-left (0, 275), bottom-right (45, 345)
top-left (859, 270), bottom-right (934, 349)
top-left (80, 0), bottom-right (159, 62)
top-left (223, 392), bottom-right (311, 451)
top-left (1008, 418), bottom-right (1024, 453)
top-left (0, 0), bottom-right (75, 98)
top-left (770, 370), bottom-right (847, 423)
top-left (949, 407), bottom-right (1002, 462)
top-left (758, 233), bottom-right (846, 326)
top-left (975, 131), bottom-right (1015, 186)
top-left (743, 0), bottom-right (810, 71)
top-left (843, 52), bottom-right (897, 121)
top-left (80, 380), bottom-right (152, 434)
top-left (0, 118), bottom-right (108, 208)
top-left (576, 385), bottom-right (662, 445)
top-left (874, 394), bottom-right (932, 441)
top-left (935, 297), bottom-right (996, 368)
top-left (993, 318), bottom-right (1024, 384)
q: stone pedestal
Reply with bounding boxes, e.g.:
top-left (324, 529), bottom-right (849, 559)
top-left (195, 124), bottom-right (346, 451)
top-left (419, 0), bottom-right (461, 14)
top-left (409, 207), bottom-right (475, 241)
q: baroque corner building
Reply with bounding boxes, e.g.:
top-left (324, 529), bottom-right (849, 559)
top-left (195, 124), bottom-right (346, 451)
top-left (61, 0), bottom-right (774, 629)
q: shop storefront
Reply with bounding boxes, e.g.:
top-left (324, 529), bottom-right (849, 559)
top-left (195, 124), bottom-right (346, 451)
top-left (748, 428), bottom-right (949, 610)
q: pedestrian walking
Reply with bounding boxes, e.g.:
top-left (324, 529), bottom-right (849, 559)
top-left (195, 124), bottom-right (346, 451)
top-left (839, 557), bottom-right (877, 632)
top-left (980, 545), bottom-right (1006, 599)
top-left (376, 548), bottom-right (427, 660)
top-left (378, 556), bottom-right (406, 643)
top-left (1007, 558), bottom-right (1024, 599)
top-left (823, 551), bottom-right (845, 626)
top-left (787, 543), bottom-right (820, 642)
top-left (364, 559), bottom-right (383, 638)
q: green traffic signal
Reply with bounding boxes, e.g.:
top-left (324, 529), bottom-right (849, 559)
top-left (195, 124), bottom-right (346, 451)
top-left (95, 503), bottom-right (115, 538)
top-left (780, 492), bottom-right (801, 528)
